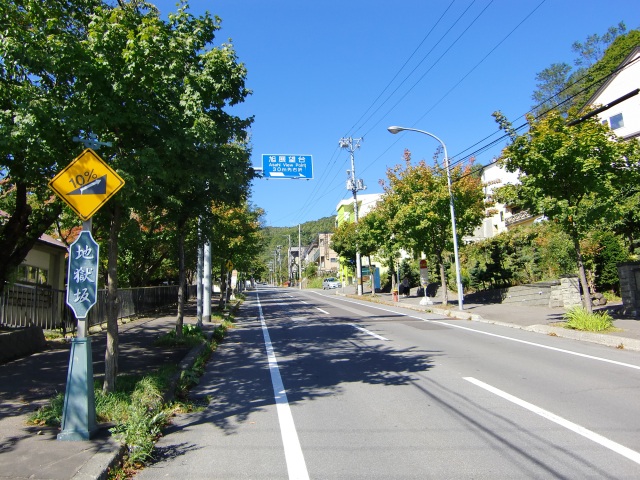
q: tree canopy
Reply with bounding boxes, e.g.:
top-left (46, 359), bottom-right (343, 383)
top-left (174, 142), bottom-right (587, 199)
top-left (378, 149), bottom-right (484, 303)
top-left (495, 109), bottom-right (639, 312)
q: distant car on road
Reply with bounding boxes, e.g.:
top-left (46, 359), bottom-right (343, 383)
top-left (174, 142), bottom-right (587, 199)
top-left (322, 277), bottom-right (341, 289)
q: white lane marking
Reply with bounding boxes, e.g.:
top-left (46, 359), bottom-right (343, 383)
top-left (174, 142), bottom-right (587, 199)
top-left (437, 322), bottom-right (640, 371)
top-left (349, 323), bottom-right (389, 341)
top-left (256, 293), bottom-right (310, 480)
top-left (464, 377), bottom-right (640, 466)
top-left (309, 291), bottom-right (640, 371)
top-left (315, 307), bottom-right (330, 315)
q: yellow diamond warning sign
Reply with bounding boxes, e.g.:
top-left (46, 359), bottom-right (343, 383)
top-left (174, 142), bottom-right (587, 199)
top-left (49, 149), bottom-right (125, 221)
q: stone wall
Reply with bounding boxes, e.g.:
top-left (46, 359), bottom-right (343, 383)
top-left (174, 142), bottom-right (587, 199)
top-left (549, 276), bottom-right (582, 308)
top-left (464, 276), bottom-right (581, 308)
top-left (0, 326), bottom-right (47, 364)
top-left (618, 261), bottom-right (640, 317)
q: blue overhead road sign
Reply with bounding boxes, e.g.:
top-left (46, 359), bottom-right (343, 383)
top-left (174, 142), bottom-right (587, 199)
top-left (262, 154), bottom-right (313, 179)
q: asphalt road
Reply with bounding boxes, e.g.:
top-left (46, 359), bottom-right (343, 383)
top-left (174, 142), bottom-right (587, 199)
top-left (136, 287), bottom-right (640, 479)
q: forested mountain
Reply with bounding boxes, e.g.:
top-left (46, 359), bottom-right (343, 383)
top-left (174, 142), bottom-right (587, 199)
top-left (257, 216), bottom-right (335, 276)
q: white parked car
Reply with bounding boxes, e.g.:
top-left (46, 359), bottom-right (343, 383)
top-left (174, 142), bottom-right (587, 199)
top-left (322, 277), bottom-right (341, 289)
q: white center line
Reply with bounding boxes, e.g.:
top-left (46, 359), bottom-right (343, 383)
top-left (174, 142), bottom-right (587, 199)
top-left (349, 323), bottom-right (389, 341)
top-left (256, 294), bottom-right (310, 480)
top-left (464, 376), bottom-right (640, 466)
top-left (311, 291), bottom-right (640, 371)
top-left (315, 307), bottom-right (330, 315)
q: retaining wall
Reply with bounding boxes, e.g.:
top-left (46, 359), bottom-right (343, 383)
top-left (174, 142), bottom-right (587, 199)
top-left (0, 326), bottom-right (47, 364)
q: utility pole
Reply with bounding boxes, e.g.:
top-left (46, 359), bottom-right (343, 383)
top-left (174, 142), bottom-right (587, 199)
top-left (286, 235), bottom-right (291, 285)
top-left (298, 224), bottom-right (302, 290)
top-left (339, 136), bottom-right (366, 295)
top-left (203, 241), bottom-right (211, 322)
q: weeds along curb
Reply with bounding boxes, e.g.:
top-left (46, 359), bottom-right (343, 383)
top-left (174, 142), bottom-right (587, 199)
top-left (105, 319), bottom-right (233, 478)
top-left (162, 329), bottom-right (216, 404)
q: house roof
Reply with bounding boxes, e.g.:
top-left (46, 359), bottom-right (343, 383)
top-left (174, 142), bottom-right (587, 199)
top-left (0, 210), bottom-right (67, 251)
top-left (584, 46), bottom-right (640, 108)
top-left (36, 233), bottom-right (68, 251)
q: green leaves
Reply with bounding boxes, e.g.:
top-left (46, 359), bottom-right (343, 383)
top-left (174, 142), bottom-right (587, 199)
top-left (501, 111), bottom-right (623, 234)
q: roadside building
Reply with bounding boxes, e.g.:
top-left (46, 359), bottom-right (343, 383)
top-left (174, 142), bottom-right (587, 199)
top-left (304, 233), bottom-right (339, 276)
top-left (467, 162), bottom-right (544, 243)
top-left (587, 46), bottom-right (640, 141)
top-left (335, 193), bottom-right (388, 290)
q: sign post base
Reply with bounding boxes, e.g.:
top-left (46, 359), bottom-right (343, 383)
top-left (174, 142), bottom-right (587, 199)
top-left (57, 337), bottom-right (97, 441)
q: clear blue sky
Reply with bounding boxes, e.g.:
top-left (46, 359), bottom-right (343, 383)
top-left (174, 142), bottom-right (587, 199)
top-left (153, 0), bottom-right (638, 227)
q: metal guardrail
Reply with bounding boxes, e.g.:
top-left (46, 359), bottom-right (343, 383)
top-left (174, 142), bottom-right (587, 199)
top-left (0, 284), bottom-right (195, 332)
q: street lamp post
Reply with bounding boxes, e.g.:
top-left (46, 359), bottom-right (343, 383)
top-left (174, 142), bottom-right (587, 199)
top-left (387, 126), bottom-right (464, 310)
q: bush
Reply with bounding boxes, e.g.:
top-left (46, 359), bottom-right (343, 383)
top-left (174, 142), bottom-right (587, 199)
top-left (583, 230), bottom-right (629, 294)
top-left (306, 277), bottom-right (323, 289)
top-left (563, 306), bottom-right (613, 332)
top-left (110, 376), bottom-right (167, 465)
top-left (153, 324), bottom-right (205, 348)
top-left (463, 222), bottom-right (578, 292)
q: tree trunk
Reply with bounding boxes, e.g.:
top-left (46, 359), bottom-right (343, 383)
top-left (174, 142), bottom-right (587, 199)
top-left (369, 256), bottom-right (375, 296)
top-left (103, 204), bottom-right (122, 394)
top-left (390, 257), bottom-right (396, 292)
top-left (0, 183), bottom-right (62, 295)
top-left (573, 236), bottom-right (593, 314)
top-left (438, 253), bottom-right (449, 305)
top-left (218, 260), bottom-right (226, 310)
top-left (175, 229), bottom-right (185, 338)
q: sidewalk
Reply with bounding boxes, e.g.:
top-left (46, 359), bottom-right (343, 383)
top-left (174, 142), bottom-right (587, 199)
top-left (0, 307), bottom-right (212, 480)
top-left (335, 285), bottom-right (640, 351)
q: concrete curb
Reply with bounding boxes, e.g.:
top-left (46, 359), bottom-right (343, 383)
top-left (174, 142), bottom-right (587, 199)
top-left (339, 292), bottom-right (640, 352)
top-left (86, 324), bottom-right (220, 480)
top-left (71, 441), bottom-right (127, 480)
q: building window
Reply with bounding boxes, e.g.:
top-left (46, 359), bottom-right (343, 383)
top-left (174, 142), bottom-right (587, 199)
top-left (16, 264), bottom-right (48, 285)
top-left (343, 211), bottom-right (350, 222)
top-left (609, 113), bottom-right (624, 130)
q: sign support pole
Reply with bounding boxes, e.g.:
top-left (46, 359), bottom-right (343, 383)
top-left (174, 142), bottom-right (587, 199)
top-left (203, 242), bottom-right (212, 322)
top-left (58, 218), bottom-right (97, 441)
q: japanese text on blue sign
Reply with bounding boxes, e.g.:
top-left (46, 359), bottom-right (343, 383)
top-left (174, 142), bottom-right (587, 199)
top-left (66, 231), bottom-right (99, 319)
top-left (262, 154), bottom-right (313, 179)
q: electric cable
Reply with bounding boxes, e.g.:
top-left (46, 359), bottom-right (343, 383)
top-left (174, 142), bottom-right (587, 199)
top-left (346, 0), bottom-right (474, 138)
top-left (360, 1), bottom-right (495, 139)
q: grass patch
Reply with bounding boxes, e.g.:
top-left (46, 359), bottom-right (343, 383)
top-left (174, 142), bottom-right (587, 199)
top-left (306, 277), bottom-right (323, 289)
top-left (30, 317), bottom-right (236, 474)
top-left (153, 324), bottom-right (206, 348)
top-left (563, 306), bottom-right (614, 332)
top-left (43, 329), bottom-right (65, 340)
top-left (30, 392), bottom-right (64, 426)
top-left (602, 291), bottom-right (621, 303)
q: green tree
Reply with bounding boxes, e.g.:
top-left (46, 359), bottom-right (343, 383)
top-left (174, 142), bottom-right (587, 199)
top-left (530, 24), bottom-right (637, 117)
top-left (330, 221), bottom-right (357, 263)
top-left (0, 0), bottom-right (101, 292)
top-left (379, 149), bottom-right (484, 304)
top-left (496, 110), bottom-right (631, 313)
top-left (209, 200), bottom-right (263, 307)
top-left (76, 0), bottom-right (252, 392)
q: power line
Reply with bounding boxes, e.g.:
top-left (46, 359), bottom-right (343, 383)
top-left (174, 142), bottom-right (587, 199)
top-left (342, 1), bottom-right (457, 139)
top-left (361, 0), bottom-right (495, 138)
top-left (449, 51), bottom-right (640, 172)
top-left (346, 1), bottom-right (473, 138)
